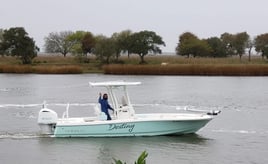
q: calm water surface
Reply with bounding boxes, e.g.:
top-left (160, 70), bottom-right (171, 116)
top-left (0, 74), bottom-right (268, 164)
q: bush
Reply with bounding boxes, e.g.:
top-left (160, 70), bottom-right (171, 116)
top-left (113, 151), bottom-right (148, 164)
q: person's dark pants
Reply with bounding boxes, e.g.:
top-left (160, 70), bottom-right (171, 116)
top-left (106, 112), bottom-right (112, 120)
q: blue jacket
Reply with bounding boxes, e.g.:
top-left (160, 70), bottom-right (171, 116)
top-left (98, 97), bottom-right (114, 115)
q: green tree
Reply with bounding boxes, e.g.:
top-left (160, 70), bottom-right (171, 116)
top-left (0, 27), bottom-right (39, 64)
top-left (220, 32), bottom-right (235, 56)
top-left (111, 32), bottom-right (122, 61)
top-left (193, 39), bottom-right (212, 57)
top-left (44, 31), bottom-right (74, 57)
top-left (111, 30), bottom-right (132, 60)
top-left (206, 37), bottom-right (228, 57)
top-left (233, 32), bottom-right (249, 60)
top-left (176, 32), bottom-right (211, 57)
top-left (93, 35), bottom-right (116, 64)
top-left (176, 32), bottom-right (198, 57)
top-left (67, 31), bottom-right (88, 54)
top-left (128, 30), bottom-right (165, 64)
top-left (67, 31), bottom-right (93, 63)
top-left (220, 32), bottom-right (249, 60)
top-left (81, 32), bottom-right (96, 55)
top-left (255, 33), bottom-right (268, 59)
top-left (178, 32), bottom-right (198, 45)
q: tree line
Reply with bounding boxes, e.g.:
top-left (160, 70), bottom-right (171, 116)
top-left (43, 30), bottom-right (165, 64)
top-left (1, 27), bottom-right (268, 64)
top-left (176, 32), bottom-right (254, 61)
top-left (0, 28), bottom-right (165, 64)
top-left (176, 31), bottom-right (268, 61)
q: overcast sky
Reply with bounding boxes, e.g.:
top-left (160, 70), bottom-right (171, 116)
top-left (1, 0), bottom-right (268, 52)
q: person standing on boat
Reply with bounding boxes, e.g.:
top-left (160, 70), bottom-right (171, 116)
top-left (99, 93), bottom-right (114, 120)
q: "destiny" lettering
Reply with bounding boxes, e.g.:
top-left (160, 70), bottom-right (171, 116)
top-left (108, 123), bottom-right (135, 133)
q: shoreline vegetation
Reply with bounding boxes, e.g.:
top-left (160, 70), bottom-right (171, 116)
top-left (1, 55), bottom-right (268, 76)
top-left (103, 64), bottom-right (268, 76)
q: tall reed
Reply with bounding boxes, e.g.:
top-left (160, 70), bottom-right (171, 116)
top-left (103, 64), bottom-right (268, 76)
top-left (33, 65), bottom-right (83, 74)
top-left (0, 65), bottom-right (33, 73)
top-left (0, 65), bottom-right (82, 74)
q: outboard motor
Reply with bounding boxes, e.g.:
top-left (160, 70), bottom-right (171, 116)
top-left (38, 107), bottom-right (58, 135)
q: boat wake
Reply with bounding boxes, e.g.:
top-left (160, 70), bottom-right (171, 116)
top-left (0, 132), bottom-right (51, 139)
top-left (0, 104), bottom-right (42, 108)
top-left (212, 129), bottom-right (256, 134)
top-left (0, 103), bottom-right (222, 113)
top-left (0, 88), bottom-right (9, 92)
top-left (211, 129), bottom-right (268, 135)
top-left (0, 103), bottom-right (98, 109)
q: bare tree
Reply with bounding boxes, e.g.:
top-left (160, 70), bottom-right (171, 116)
top-left (44, 31), bottom-right (74, 57)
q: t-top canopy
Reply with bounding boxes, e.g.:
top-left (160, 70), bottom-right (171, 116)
top-left (89, 81), bottom-right (141, 87)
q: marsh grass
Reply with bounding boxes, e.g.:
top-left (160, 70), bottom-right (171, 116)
top-left (33, 55), bottom-right (78, 64)
top-left (121, 55), bottom-right (267, 65)
top-left (0, 65), bottom-right (33, 73)
top-left (0, 55), bottom-right (96, 74)
top-left (33, 65), bottom-right (83, 74)
top-left (103, 55), bottom-right (268, 76)
top-left (1, 54), bottom-right (268, 75)
top-left (0, 65), bottom-right (82, 74)
top-left (103, 64), bottom-right (268, 76)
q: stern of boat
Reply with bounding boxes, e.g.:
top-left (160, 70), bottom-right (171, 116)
top-left (37, 106), bottom-right (58, 135)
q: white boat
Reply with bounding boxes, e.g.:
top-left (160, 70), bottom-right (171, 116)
top-left (37, 81), bottom-right (220, 137)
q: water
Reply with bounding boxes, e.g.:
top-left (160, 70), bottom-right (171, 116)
top-left (0, 74), bottom-right (268, 164)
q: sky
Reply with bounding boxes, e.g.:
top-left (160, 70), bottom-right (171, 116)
top-left (1, 0), bottom-right (268, 53)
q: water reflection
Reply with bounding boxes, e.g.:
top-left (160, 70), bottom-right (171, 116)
top-left (38, 134), bottom-right (210, 147)
top-left (37, 134), bottom-right (211, 163)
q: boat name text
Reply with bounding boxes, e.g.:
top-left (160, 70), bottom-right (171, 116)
top-left (108, 123), bottom-right (135, 133)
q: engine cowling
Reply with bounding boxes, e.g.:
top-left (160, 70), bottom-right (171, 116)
top-left (38, 108), bottom-right (58, 134)
top-left (38, 108), bottom-right (58, 124)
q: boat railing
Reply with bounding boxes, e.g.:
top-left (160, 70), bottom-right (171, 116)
top-left (62, 103), bottom-right (70, 118)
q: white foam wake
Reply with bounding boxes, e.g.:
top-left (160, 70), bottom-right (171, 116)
top-left (0, 103), bottom-right (221, 114)
top-left (0, 103), bottom-right (98, 108)
top-left (0, 132), bottom-right (51, 139)
top-left (211, 129), bottom-right (258, 134)
top-left (0, 104), bottom-right (42, 108)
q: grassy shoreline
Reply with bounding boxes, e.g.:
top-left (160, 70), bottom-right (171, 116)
top-left (103, 64), bottom-right (268, 76)
top-left (0, 65), bottom-right (83, 74)
top-left (1, 55), bottom-right (268, 75)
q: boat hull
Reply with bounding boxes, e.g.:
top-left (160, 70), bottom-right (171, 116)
top-left (53, 117), bottom-right (212, 137)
